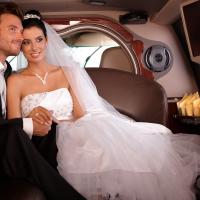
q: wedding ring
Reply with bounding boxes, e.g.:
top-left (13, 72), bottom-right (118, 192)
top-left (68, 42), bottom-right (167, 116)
top-left (35, 112), bottom-right (39, 117)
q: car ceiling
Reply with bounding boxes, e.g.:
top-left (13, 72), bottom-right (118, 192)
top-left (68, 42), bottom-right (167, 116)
top-left (4, 0), bottom-right (184, 24)
top-left (5, 0), bottom-right (168, 17)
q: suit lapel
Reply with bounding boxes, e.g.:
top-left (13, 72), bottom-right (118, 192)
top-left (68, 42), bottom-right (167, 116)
top-left (4, 61), bottom-right (12, 80)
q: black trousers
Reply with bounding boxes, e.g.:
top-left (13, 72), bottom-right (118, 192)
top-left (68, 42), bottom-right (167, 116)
top-left (0, 121), bottom-right (86, 200)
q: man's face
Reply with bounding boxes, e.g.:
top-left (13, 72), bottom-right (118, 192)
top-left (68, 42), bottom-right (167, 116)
top-left (0, 13), bottom-right (23, 61)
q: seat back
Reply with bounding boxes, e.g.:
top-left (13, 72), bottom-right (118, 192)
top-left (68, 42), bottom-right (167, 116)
top-left (99, 46), bottom-right (133, 72)
top-left (86, 68), bottom-right (168, 125)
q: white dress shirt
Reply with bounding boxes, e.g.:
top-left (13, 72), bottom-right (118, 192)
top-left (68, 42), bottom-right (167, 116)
top-left (0, 61), bottom-right (33, 138)
top-left (0, 62), bottom-right (7, 117)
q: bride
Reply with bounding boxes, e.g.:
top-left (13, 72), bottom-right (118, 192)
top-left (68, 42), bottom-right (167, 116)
top-left (7, 10), bottom-right (200, 200)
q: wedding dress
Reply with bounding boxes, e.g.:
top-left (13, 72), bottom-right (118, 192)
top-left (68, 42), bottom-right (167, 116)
top-left (21, 87), bottom-right (200, 200)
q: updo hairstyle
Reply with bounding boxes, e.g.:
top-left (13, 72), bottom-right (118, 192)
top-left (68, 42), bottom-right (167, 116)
top-left (23, 10), bottom-right (47, 37)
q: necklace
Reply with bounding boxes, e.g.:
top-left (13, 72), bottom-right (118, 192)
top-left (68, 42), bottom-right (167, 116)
top-left (28, 68), bottom-right (49, 85)
top-left (34, 72), bottom-right (48, 85)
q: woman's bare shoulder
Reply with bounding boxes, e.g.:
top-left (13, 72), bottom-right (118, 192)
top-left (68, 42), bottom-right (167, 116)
top-left (49, 65), bottom-right (67, 77)
top-left (50, 65), bottom-right (62, 72)
top-left (7, 69), bottom-right (28, 84)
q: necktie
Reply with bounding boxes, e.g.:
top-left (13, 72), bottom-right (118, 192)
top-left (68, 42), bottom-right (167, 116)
top-left (0, 63), bottom-right (7, 118)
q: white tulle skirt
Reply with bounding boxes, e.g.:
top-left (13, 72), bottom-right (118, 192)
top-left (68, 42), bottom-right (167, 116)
top-left (56, 112), bottom-right (200, 200)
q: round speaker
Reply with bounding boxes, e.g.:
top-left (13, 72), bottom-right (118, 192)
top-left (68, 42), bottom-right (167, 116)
top-left (144, 45), bottom-right (172, 72)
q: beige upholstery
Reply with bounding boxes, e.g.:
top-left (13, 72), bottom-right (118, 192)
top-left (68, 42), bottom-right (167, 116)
top-left (87, 68), bottom-right (168, 125)
top-left (100, 46), bottom-right (133, 72)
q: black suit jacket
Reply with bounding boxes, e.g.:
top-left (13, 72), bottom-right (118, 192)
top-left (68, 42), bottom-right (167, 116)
top-left (0, 61), bottom-right (23, 127)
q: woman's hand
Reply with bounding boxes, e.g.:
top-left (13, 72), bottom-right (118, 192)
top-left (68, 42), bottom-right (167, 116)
top-left (28, 106), bottom-right (53, 126)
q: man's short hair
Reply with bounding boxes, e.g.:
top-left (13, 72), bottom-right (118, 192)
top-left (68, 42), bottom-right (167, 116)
top-left (0, 2), bottom-right (23, 21)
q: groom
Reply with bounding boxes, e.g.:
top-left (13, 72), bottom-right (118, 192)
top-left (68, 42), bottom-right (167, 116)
top-left (0, 2), bottom-right (86, 200)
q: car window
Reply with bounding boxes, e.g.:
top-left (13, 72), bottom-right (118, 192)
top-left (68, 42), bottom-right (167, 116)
top-left (63, 31), bottom-right (119, 68)
top-left (7, 29), bottom-right (119, 70)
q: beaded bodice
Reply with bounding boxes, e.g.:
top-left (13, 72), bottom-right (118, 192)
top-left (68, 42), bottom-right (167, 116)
top-left (21, 88), bottom-right (73, 120)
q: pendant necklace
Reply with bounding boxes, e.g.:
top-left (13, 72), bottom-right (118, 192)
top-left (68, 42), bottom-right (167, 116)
top-left (34, 72), bottom-right (48, 85)
top-left (28, 68), bottom-right (49, 85)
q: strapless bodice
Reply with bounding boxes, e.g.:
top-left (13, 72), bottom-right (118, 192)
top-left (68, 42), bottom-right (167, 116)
top-left (21, 88), bottom-right (73, 120)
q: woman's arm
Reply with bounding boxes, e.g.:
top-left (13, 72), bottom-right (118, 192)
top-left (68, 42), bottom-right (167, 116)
top-left (7, 74), bottom-right (23, 119)
top-left (60, 67), bottom-right (85, 119)
top-left (7, 74), bottom-right (52, 136)
top-left (69, 86), bottom-right (85, 119)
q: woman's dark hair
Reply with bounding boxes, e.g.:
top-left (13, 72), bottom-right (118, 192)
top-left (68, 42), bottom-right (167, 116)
top-left (23, 10), bottom-right (47, 37)
top-left (0, 2), bottom-right (23, 21)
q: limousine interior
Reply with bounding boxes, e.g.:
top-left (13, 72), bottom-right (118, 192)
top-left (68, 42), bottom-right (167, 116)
top-left (1, 0), bottom-right (200, 199)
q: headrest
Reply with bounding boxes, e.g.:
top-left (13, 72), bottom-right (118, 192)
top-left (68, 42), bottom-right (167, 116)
top-left (100, 46), bottom-right (133, 72)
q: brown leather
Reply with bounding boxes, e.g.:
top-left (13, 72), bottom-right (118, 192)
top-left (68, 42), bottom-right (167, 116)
top-left (87, 68), bottom-right (168, 125)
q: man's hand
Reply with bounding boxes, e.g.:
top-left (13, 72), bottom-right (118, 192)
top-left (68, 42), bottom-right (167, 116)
top-left (32, 120), bottom-right (52, 136)
top-left (28, 106), bottom-right (53, 136)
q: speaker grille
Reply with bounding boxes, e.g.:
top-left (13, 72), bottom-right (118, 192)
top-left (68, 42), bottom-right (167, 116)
top-left (144, 45), bottom-right (172, 72)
